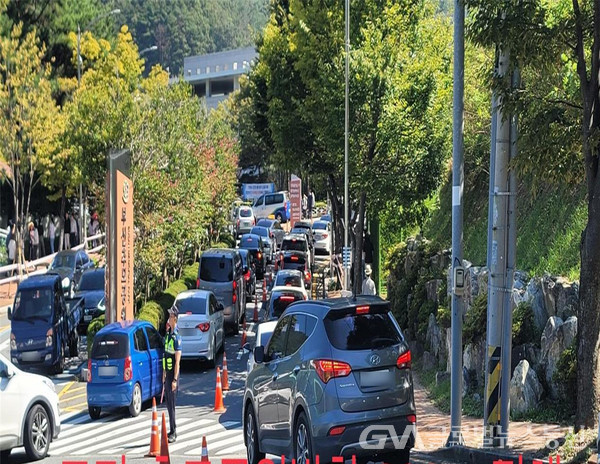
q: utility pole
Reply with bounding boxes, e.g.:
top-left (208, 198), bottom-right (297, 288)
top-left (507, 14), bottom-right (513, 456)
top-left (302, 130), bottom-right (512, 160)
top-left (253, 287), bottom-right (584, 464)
top-left (446, 0), bottom-right (465, 447)
top-left (343, 0), bottom-right (350, 291)
top-left (484, 46), bottom-right (511, 448)
top-left (499, 66), bottom-right (520, 441)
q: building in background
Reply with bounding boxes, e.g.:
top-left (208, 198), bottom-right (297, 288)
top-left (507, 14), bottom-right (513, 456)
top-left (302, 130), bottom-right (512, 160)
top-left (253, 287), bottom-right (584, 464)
top-left (181, 47), bottom-right (257, 110)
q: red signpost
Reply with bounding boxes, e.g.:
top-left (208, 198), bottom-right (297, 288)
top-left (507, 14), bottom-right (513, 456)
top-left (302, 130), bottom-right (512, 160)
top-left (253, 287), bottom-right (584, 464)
top-left (290, 174), bottom-right (302, 229)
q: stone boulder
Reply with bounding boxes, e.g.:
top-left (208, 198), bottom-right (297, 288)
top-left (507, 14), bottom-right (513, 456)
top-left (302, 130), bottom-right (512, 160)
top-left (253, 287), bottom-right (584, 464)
top-left (510, 360), bottom-right (543, 414)
top-left (466, 266), bottom-right (482, 306)
top-left (541, 316), bottom-right (578, 397)
top-left (523, 277), bottom-right (548, 332)
top-left (426, 313), bottom-right (444, 359)
top-left (512, 343), bottom-right (542, 373)
top-left (422, 351), bottom-right (437, 371)
top-left (405, 251), bottom-right (419, 275)
top-left (426, 279), bottom-right (443, 303)
top-left (409, 340), bottom-right (424, 359)
top-left (555, 278), bottom-right (579, 320)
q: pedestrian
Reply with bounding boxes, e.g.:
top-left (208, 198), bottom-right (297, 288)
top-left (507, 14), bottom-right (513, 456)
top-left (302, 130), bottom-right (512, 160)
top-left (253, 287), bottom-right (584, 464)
top-left (362, 264), bottom-right (376, 295)
top-left (7, 225), bottom-right (16, 266)
top-left (37, 219), bottom-right (45, 257)
top-left (28, 221), bottom-right (39, 261)
top-left (49, 215), bottom-right (56, 254)
top-left (302, 193), bottom-right (308, 219)
top-left (5, 219), bottom-right (13, 255)
top-left (64, 212), bottom-right (71, 250)
top-left (163, 306), bottom-right (182, 443)
top-left (69, 212), bottom-right (77, 248)
top-left (307, 189), bottom-right (314, 220)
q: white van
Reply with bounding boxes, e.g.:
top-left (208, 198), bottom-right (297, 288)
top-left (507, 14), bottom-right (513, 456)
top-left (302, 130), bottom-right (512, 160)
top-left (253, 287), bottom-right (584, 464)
top-left (252, 191), bottom-right (290, 222)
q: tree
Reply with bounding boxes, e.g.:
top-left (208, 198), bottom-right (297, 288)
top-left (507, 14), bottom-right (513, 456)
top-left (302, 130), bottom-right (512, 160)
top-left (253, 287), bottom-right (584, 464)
top-left (463, 0), bottom-right (599, 430)
top-left (0, 23), bottom-right (59, 263)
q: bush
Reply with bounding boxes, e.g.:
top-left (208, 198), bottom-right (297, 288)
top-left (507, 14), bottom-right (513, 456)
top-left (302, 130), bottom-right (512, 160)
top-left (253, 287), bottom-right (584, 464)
top-left (512, 301), bottom-right (540, 347)
top-left (436, 306), bottom-right (451, 329)
top-left (463, 293), bottom-right (487, 345)
top-left (138, 301), bottom-right (164, 330)
top-left (182, 262), bottom-right (199, 289)
top-left (87, 314), bottom-right (106, 355)
top-left (553, 342), bottom-right (577, 410)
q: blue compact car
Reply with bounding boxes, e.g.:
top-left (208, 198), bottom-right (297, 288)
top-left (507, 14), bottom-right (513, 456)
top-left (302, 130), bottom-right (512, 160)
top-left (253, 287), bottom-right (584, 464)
top-left (87, 320), bottom-right (164, 419)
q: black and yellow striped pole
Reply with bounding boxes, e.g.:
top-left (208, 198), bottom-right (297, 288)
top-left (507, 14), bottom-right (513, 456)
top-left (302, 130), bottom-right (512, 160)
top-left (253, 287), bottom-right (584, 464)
top-left (485, 345), bottom-right (502, 445)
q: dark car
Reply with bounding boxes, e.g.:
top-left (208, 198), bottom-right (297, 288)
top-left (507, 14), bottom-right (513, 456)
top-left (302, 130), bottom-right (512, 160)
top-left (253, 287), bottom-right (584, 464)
top-left (250, 226), bottom-right (276, 263)
top-left (47, 250), bottom-right (94, 297)
top-left (197, 249), bottom-right (246, 333)
top-left (256, 219), bottom-right (285, 248)
top-left (264, 287), bottom-right (306, 321)
top-left (291, 220), bottom-right (315, 249)
top-left (243, 296), bottom-right (416, 464)
top-left (239, 234), bottom-right (267, 279)
top-left (87, 320), bottom-right (164, 419)
top-left (75, 268), bottom-right (106, 334)
top-left (239, 248), bottom-right (256, 297)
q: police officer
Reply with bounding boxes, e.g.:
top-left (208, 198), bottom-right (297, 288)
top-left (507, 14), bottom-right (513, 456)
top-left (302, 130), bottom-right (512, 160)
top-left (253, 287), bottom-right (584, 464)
top-left (163, 306), bottom-right (182, 443)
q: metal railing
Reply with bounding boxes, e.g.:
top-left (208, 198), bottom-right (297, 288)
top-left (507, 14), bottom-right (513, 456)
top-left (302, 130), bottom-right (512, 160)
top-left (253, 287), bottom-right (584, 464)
top-left (0, 232), bottom-right (105, 286)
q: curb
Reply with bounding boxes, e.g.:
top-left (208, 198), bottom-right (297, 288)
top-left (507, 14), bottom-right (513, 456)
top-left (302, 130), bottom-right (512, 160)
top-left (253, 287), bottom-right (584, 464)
top-left (430, 446), bottom-right (552, 464)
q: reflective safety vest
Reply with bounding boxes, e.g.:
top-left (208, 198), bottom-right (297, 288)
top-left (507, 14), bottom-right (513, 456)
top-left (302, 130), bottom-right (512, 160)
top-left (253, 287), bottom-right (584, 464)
top-left (163, 329), bottom-right (180, 372)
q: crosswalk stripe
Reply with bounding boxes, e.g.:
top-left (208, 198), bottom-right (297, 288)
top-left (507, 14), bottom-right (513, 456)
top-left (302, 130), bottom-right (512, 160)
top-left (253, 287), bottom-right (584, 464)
top-left (167, 421), bottom-right (239, 453)
top-left (187, 427), bottom-right (241, 453)
top-left (58, 417), bottom-right (115, 439)
top-left (186, 433), bottom-right (243, 455)
top-left (216, 443), bottom-right (247, 455)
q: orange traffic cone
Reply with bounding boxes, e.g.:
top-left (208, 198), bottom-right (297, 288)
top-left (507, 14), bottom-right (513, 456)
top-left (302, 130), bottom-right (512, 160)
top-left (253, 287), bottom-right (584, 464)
top-left (144, 398), bottom-right (160, 457)
top-left (222, 351), bottom-right (229, 391)
top-left (159, 412), bottom-right (170, 464)
top-left (213, 367), bottom-right (226, 413)
top-left (200, 436), bottom-right (209, 462)
top-left (262, 279), bottom-right (267, 302)
top-left (240, 328), bottom-right (247, 348)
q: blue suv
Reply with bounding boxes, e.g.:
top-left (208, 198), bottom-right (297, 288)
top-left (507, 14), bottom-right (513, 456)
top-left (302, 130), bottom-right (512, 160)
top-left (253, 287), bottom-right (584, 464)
top-left (87, 320), bottom-right (164, 419)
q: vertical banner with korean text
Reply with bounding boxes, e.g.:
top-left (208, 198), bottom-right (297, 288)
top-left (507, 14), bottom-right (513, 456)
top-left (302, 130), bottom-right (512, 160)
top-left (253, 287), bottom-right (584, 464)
top-left (106, 149), bottom-right (134, 323)
top-left (290, 174), bottom-right (302, 228)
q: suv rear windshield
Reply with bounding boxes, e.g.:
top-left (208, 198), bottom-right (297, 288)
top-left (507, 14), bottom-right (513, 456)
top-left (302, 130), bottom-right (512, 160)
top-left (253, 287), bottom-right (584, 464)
top-left (176, 297), bottom-right (207, 315)
top-left (324, 311), bottom-right (403, 350)
top-left (282, 239), bottom-right (307, 252)
top-left (240, 208), bottom-right (252, 218)
top-left (275, 273), bottom-right (303, 287)
top-left (92, 333), bottom-right (129, 359)
top-left (270, 292), bottom-right (304, 318)
top-left (200, 256), bottom-right (233, 282)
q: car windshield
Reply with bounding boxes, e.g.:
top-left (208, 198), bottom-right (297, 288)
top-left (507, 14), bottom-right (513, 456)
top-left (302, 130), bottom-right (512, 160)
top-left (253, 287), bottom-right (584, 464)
top-left (275, 273), bottom-right (303, 287)
top-left (91, 333), bottom-right (129, 359)
top-left (240, 208), bottom-right (252, 218)
top-left (78, 271), bottom-right (104, 291)
top-left (270, 292), bottom-right (304, 318)
top-left (312, 222), bottom-right (327, 230)
top-left (176, 297), bottom-right (207, 315)
top-left (259, 328), bottom-right (275, 347)
top-left (200, 257), bottom-right (233, 282)
top-left (282, 238), bottom-right (307, 252)
top-left (324, 311), bottom-right (403, 350)
top-left (11, 288), bottom-right (53, 321)
top-left (257, 219), bottom-right (272, 227)
top-left (50, 254), bottom-right (75, 269)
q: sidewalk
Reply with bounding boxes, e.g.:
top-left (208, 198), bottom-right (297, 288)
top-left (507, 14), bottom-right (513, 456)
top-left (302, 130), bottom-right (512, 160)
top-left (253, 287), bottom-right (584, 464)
top-left (413, 378), bottom-right (573, 459)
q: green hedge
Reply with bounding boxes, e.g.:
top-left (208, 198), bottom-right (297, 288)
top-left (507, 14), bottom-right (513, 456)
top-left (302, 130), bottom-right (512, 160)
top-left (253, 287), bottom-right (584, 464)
top-left (87, 314), bottom-right (106, 355)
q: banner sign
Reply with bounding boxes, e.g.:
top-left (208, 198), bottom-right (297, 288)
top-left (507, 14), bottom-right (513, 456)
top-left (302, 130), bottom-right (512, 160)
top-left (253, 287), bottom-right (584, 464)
top-left (106, 149), bottom-right (134, 323)
top-left (241, 183), bottom-right (275, 200)
top-left (290, 175), bottom-right (302, 228)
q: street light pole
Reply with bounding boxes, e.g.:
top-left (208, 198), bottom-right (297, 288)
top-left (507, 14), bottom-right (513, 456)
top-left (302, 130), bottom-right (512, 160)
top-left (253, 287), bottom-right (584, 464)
top-left (344, 0), bottom-right (350, 291)
top-left (76, 9), bottom-right (120, 249)
top-left (140, 45), bottom-right (158, 56)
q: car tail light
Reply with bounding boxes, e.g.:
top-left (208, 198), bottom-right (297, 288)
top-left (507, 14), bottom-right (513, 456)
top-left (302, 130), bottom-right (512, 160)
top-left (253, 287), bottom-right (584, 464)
top-left (322, 233), bottom-right (328, 238)
top-left (87, 359), bottom-right (92, 383)
top-left (328, 426), bottom-right (346, 436)
top-left (407, 414), bottom-right (417, 424)
top-left (245, 270), bottom-right (251, 281)
top-left (196, 278), bottom-right (200, 289)
top-left (197, 322), bottom-right (211, 332)
top-left (232, 281), bottom-right (237, 304)
top-left (279, 296), bottom-right (295, 302)
top-left (257, 252), bottom-right (262, 260)
top-left (291, 255), bottom-right (299, 261)
top-left (311, 359), bottom-right (351, 383)
top-left (124, 356), bottom-right (132, 382)
top-left (397, 351), bottom-right (412, 369)
top-left (356, 305), bottom-right (370, 315)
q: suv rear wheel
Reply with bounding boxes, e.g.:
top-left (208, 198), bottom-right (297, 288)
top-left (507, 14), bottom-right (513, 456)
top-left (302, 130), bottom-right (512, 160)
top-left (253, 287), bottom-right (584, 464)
top-left (294, 412), bottom-right (314, 464)
top-left (88, 406), bottom-right (101, 420)
top-left (245, 408), bottom-right (264, 464)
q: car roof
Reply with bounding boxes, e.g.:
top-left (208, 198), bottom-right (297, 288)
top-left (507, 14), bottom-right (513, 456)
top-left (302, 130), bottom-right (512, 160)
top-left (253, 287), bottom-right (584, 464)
top-left (202, 248), bottom-right (237, 257)
top-left (257, 218), bottom-right (275, 225)
top-left (251, 226), bottom-right (269, 233)
top-left (276, 269), bottom-right (303, 276)
top-left (240, 233), bottom-right (261, 242)
top-left (54, 250), bottom-right (78, 257)
top-left (282, 295), bottom-right (389, 318)
top-left (239, 205), bottom-right (253, 211)
top-left (19, 274), bottom-right (59, 289)
top-left (99, 320), bottom-right (152, 334)
top-left (176, 289), bottom-right (212, 301)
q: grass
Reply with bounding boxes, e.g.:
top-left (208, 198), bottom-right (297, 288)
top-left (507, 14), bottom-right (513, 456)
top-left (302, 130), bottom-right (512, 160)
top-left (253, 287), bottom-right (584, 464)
top-left (536, 429), bottom-right (598, 464)
top-left (511, 399), bottom-right (576, 426)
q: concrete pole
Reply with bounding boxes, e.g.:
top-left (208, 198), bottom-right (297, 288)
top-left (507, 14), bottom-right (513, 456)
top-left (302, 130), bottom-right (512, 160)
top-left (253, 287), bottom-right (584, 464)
top-left (446, 0), bottom-right (465, 447)
top-left (500, 66), bottom-right (520, 441)
top-left (344, 0), bottom-right (350, 291)
top-left (484, 46), bottom-right (510, 447)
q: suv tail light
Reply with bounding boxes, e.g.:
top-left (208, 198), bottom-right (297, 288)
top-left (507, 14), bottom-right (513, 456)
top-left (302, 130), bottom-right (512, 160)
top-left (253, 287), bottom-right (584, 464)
top-left (279, 295), bottom-right (295, 302)
top-left (197, 322), bottom-right (211, 332)
top-left (396, 351), bottom-right (412, 369)
top-left (232, 280), bottom-right (237, 304)
top-left (356, 305), bottom-right (370, 315)
top-left (245, 270), bottom-right (251, 281)
top-left (196, 278), bottom-right (200, 289)
top-left (124, 356), bottom-right (132, 382)
top-left (87, 359), bottom-right (92, 382)
top-left (257, 252), bottom-right (262, 260)
top-left (311, 359), bottom-right (351, 383)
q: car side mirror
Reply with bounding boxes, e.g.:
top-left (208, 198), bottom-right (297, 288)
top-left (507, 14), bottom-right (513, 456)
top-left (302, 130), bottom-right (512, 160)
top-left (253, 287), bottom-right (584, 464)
top-left (243, 342), bottom-right (251, 353)
top-left (7, 307), bottom-right (11, 320)
top-left (219, 303), bottom-right (224, 312)
top-left (0, 365), bottom-right (13, 379)
top-left (254, 345), bottom-right (265, 364)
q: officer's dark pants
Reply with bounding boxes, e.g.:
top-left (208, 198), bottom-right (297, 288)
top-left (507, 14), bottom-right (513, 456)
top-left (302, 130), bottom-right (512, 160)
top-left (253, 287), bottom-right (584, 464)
top-left (165, 372), bottom-right (177, 434)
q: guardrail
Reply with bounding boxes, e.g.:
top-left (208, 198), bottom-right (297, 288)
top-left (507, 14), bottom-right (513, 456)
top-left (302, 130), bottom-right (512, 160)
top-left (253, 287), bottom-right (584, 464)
top-left (0, 232), bottom-right (105, 286)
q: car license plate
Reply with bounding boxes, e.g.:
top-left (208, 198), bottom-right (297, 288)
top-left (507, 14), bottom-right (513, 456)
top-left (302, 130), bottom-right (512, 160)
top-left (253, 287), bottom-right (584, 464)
top-left (361, 369), bottom-right (393, 388)
top-left (98, 366), bottom-right (118, 377)
top-left (21, 351), bottom-right (39, 362)
top-left (84, 315), bottom-right (92, 321)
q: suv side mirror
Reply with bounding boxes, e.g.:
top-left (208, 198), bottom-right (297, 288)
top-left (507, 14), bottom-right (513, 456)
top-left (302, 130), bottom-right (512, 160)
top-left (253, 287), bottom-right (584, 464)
top-left (254, 345), bottom-right (265, 364)
top-left (7, 306), bottom-right (11, 320)
top-left (218, 303), bottom-right (224, 312)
